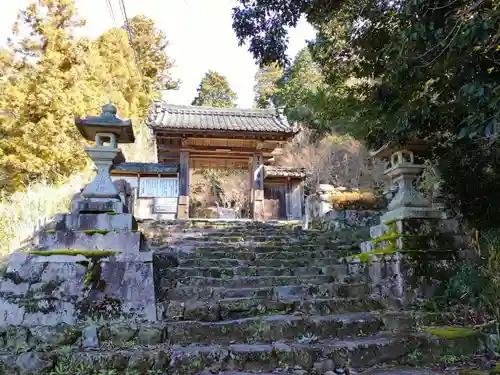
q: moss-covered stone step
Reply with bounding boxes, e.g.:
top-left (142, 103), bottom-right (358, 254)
top-left (177, 239), bottom-right (348, 250)
top-left (178, 228), bottom-right (336, 235)
top-left (174, 275), bottom-right (337, 288)
top-left (1, 329), bottom-right (484, 375)
top-left (0, 327), bottom-right (485, 374)
top-left (163, 296), bottom-right (402, 321)
top-left (218, 297), bottom-right (403, 321)
top-left (165, 312), bottom-right (383, 345)
top-left (163, 265), bottom-right (342, 278)
top-left (192, 243), bottom-right (356, 254)
top-left (177, 256), bottom-right (348, 268)
top-left (177, 249), bottom-right (347, 261)
top-left (165, 282), bottom-right (373, 301)
top-left (194, 230), bottom-right (341, 240)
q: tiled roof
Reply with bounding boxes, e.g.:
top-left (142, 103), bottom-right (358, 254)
top-left (111, 162), bottom-right (178, 174)
top-left (146, 101), bottom-right (297, 134)
top-left (264, 166), bottom-right (308, 179)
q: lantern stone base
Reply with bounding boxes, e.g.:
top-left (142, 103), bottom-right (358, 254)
top-left (51, 212), bottom-right (137, 232)
top-left (4, 207), bottom-right (157, 325)
top-left (381, 206), bottom-right (442, 224)
top-left (75, 199), bottom-right (126, 214)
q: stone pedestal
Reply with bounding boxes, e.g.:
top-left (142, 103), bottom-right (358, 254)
top-left (0, 104), bottom-right (157, 326)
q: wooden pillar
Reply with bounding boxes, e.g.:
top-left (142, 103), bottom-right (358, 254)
top-left (299, 180), bottom-right (305, 219)
top-left (178, 150), bottom-right (190, 219)
top-left (248, 157), bottom-right (253, 209)
top-left (252, 153), bottom-right (264, 220)
top-left (285, 177), bottom-right (292, 220)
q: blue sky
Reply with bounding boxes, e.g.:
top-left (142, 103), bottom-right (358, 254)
top-left (0, 0), bottom-right (315, 108)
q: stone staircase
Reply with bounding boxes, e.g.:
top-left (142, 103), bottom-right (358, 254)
top-left (0, 219), bottom-right (485, 375)
top-left (140, 220), bottom-right (483, 375)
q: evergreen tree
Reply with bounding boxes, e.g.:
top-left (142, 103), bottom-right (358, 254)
top-left (191, 71), bottom-right (237, 108)
top-left (125, 15), bottom-right (179, 93)
top-left (253, 63), bottom-right (283, 108)
top-left (0, 0), bottom-right (178, 193)
top-left (0, 0), bottom-right (89, 191)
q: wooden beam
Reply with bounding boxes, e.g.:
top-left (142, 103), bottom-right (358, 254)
top-left (154, 129), bottom-right (294, 141)
top-left (189, 154), bottom-right (250, 160)
top-left (159, 151), bottom-right (262, 160)
top-left (157, 144), bottom-right (275, 154)
top-left (188, 159), bottom-right (249, 169)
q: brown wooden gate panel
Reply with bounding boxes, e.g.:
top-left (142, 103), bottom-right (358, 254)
top-left (264, 185), bottom-right (287, 220)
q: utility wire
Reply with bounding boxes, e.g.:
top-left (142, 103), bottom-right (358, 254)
top-left (118, 0), bottom-right (147, 91)
top-left (105, 0), bottom-right (117, 25)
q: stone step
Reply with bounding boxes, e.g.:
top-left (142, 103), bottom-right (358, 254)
top-left (176, 238), bottom-right (349, 248)
top-left (169, 228), bottom-right (338, 236)
top-left (190, 243), bottom-right (357, 253)
top-left (176, 249), bottom-right (348, 261)
top-left (163, 265), bottom-right (342, 278)
top-left (177, 257), bottom-right (348, 268)
top-left (164, 282), bottom-right (373, 301)
top-left (1, 325), bottom-right (484, 374)
top-left (0, 334), bottom-right (407, 373)
top-left (139, 219), bottom-right (301, 229)
top-left (219, 298), bottom-right (404, 321)
top-left (161, 297), bottom-right (404, 321)
top-left (173, 275), bottom-right (337, 289)
top-left (193, 230), bottom-right (339, 238)
top-left (165, 312), bottom-right (383, 345)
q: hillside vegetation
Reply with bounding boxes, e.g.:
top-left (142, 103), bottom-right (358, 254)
top-left (0, 0), bottom-right (177, 195)
top-left (0, 0), bottom-right (177, 252)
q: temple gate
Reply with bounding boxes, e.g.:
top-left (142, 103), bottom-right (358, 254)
top-left (145, 101), bottom-right (305, 220)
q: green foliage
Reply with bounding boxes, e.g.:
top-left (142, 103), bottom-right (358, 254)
top-left (253, 63), bottom-right (283, 108)
top-left (191, 70), bottom-right (237, 108)
top-left (233, 0), bottom-right (500, 227)
top-left (437, 138), bottom-right (500, 229)
top-left (275, 48), bottom-right (328, 131)
top-left (425, 228), bottom-right (500, 322)
top-left (0, 0), bottom-right (177, 194)
top-left (124, 15), bottom-right (179, 93)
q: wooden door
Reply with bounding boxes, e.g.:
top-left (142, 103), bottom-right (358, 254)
top-left (264, 185), bottom-right (287, 220)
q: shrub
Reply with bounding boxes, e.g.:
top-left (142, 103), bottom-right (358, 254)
top-left (329, 189), bottom-right (383, 210)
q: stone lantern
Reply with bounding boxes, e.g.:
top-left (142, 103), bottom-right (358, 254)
top-left (74, 103), bottom-right (135, 213)
top-left (371, 140), bottom-right (441, 224)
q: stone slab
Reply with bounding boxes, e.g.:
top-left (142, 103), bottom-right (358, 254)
top-left (0, 253), bottom-right (156, 325)
top-left (381, 207), bottom-right (442, 223)
top-left (57, 213), bottom-right (138, 231)
top-left (37, 231), bottom-right (141, 252)
top-left (101, 260), bottom-right (157, 321)
top-left (0, 298), bottom-right (77, 326)
top-left (75, 199), bottom-right (125, 214)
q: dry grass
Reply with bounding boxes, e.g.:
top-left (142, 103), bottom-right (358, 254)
top-left (0, 169), bottom-right (93, 254)
top-left (276, 129), bottom-right (387, 192)
top-left (0, 121), bottom-right (155, 255)
top-left (330, 190), bottom-right (382, 210)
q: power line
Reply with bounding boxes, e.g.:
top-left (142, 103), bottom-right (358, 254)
top-left (105, 0), bottom-right (116, 25)
top-left (117, 0), bottom-right (147, 91)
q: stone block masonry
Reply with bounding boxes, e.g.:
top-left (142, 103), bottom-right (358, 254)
top-left (0, 219), bottom-right (488, 374)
